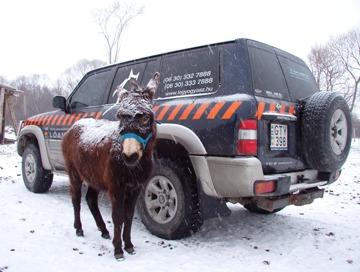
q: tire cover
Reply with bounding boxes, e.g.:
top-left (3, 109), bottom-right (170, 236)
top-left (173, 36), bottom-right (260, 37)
top-left (301, 91), bottom-right (352, 172)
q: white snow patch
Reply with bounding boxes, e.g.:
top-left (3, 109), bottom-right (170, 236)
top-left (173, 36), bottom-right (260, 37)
top-left (75, 118), bottom-right (119, 146)
top-left (0, 140), bottom-right (359, 271)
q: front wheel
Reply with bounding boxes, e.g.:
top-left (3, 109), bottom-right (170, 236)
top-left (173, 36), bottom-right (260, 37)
top-left (137, 158), bottom-right (202, 239)
top-left (22, 144), bottom-right (53, 193)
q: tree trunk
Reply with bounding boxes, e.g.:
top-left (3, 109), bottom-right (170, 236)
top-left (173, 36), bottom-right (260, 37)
top-left (350, 81), bottom-right (359, 112)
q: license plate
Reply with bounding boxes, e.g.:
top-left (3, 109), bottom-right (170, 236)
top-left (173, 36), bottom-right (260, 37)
top-left (270, 123), bottom-right (288, 150)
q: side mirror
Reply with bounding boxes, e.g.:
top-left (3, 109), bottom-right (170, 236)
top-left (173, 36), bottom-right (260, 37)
top-left (53, 96), bottom-right (66, 111)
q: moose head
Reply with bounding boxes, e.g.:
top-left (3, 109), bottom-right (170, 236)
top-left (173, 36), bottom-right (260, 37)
top-left (114, 72), bottom-right (160, 166)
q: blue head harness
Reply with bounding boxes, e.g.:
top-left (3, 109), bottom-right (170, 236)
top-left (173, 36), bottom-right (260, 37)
top-left (118, 132), bottom-right (153, 149)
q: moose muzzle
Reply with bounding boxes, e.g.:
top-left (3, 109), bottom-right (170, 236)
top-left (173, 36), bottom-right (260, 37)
top-left (118, 133), bottom-right (152, 166)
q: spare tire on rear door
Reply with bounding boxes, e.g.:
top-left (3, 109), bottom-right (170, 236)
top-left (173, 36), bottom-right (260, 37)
top-left (301, 91), bottom-right (352, 172)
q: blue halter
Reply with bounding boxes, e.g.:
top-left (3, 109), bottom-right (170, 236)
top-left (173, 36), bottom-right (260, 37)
top-left (118, 133), bottom-right (153, 149)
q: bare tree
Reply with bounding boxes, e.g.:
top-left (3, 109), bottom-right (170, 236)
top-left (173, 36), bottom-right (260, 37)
top-left (11, 74), bottom-right (56, 120)
top-left (60, 59), bottom-right (106, 94)
top-left (94, 1), bottom-right (143, 64)
top-left (329, 29), bottom-right (360, 112)
top-left (308, 44), bottom-right (344, 92)
top-left (308, 28), bottom-right (360, 112)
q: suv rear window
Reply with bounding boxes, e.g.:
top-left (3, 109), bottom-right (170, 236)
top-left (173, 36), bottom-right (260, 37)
top-left (278, 56), bottom-right (318, 100)
top-left (158, 48), bottom-right (219, 99)
top-left (249, 46), bottom-right (290, 100)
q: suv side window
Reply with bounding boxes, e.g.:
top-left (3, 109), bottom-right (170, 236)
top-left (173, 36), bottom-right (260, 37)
top-left (249, 46), bottom-right (290, 100)
top-left (141, 58), bottom-right (161, 91)
top-left (70, 69), bottom-right (113, 110)
top-left (278, 56), bottom-right (318, 100)
top-left (158, 48), bottom-right (219, 99)
top-left (108, 62), bottom-right (147, 104)
top-left (221, 43), bottom-right (252, 95)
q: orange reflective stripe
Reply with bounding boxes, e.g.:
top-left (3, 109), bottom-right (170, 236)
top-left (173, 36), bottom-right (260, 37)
top-left (51, 115), bottom-right (59, 125)
top-left (34, 117), bottom-right (39, 125)
top-left (269, 103), bottom-right (276, 112)
top-left (207, 102), bottom-right (225, 119)
top-left (67, 114), bottom-right (76, 125)
top-left (179, 104), bottom-right (196, 120)
top-left (38, 116), bottom-right (45, 125)
top-left (42, 115), bottom-right (50, 125)
top-left (168, 105), bottom-right (183, 121)
top-left (256, 102), bottom-right (265, 120)
top-left (89, 112), bottom-right (97, 118)
top-left (75, 113), bottom-right (84, 121)
top-left (34, 117), bottom-right (41, 125)
top-left (280, 104), bottom-right (286, 113)
top-left (62, 114), bottom-right (70, 125)
top-left (193, 102), bottom-right (210, 120)
top-left (95, 112), bottom-right (102, 119)
top-left (222, 101), bottom-right (242, 120)
top-left (46, 115), bottom-right (54, 125)
top-left (157, 105), bottom-right (170, 121)
top-left (289, 105), bottom-right (295, 115)
top-left (56, 115), bottom-right (65, 126)
top-left (153, 105), bottom-right (160, 114)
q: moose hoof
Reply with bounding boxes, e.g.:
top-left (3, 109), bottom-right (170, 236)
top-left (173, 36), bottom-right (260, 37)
top-left (101, 232), bottom-right (110, 239)
top-left (125, 247), bottom-right (136, 255)
top-left (114, 253), bottom-right (125, 261)
top-left (76, 229), bottom-right (84, 237)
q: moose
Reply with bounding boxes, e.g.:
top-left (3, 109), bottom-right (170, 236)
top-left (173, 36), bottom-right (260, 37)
top-left (62, 72), bottom-right (160, 261)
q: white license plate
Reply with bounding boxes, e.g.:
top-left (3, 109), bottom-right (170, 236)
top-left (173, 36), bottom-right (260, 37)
top-left (270, 123), bottom-right (288, 150)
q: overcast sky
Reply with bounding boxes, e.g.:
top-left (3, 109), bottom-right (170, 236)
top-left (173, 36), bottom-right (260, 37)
top-left (1, 0), bottom-right (359, 82)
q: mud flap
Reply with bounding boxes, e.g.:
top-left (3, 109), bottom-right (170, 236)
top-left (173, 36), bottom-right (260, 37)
top-left (197, 181), bottom-right (231, 220)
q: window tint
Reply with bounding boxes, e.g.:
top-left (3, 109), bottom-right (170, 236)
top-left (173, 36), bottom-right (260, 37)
top-left (221, 43), bottom-right (252, 95)
top-left (108, 62), bottom-right (146, 104)
top-left (141, 58), bottom-right (161, 90)
top-left (278, 56), bottom-right (318, 100)
top-left (158, 48), bottom-right (219, 98)
top-left (70, 69), bottom-right (112, 109)
top-left (249, 46), bottom-right (290, 100)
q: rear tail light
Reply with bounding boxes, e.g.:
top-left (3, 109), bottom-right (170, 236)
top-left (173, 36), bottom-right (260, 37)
top-left (237, 119), bottom-right (257, 155)
top-left (254, 180), bottom-right (276, 194)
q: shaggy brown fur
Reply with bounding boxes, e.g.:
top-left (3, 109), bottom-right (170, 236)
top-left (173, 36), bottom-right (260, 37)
top-left (62, 73), bottom-right (160, 260)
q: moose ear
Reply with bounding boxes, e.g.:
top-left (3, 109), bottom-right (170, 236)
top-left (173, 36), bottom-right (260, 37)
top-left (113, 87), bottom-right (129, 103)
top-left (144, 72), bottom-right (160, 100)
top-left (129, 79), bottom-right (141, 92)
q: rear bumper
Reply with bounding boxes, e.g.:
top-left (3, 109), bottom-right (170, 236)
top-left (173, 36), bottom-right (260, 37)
top-left (248, 188), bottom-right (325, 212)
top-left (190, 155), bottom-right (334, 198)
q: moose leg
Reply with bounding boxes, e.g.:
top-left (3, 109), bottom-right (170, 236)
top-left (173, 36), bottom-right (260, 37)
top-left (111, 191), bottom-right (126, 260)
top-left (85, 187), bottom-right (110, 239)
top-left (123, 188), bottom-right (141, 255)
top-left (69, 170), bottom-right (84, 237)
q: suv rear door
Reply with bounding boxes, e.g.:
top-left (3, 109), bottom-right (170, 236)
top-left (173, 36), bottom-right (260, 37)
top-left (248, 40), bottom-right (307, 174)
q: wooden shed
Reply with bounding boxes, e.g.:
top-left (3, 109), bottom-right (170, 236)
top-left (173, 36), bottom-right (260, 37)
top-left (0, 83), bottom-right (23, 144)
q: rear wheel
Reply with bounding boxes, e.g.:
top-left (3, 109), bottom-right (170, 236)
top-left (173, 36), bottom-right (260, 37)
top-left (137, 158), bottom-right (202, 239)
top-left (22, 144), bottom-right (53, 193)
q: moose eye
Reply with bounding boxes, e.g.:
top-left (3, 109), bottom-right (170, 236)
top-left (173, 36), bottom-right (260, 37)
top-left (141, 116), bottom-right (150, 125)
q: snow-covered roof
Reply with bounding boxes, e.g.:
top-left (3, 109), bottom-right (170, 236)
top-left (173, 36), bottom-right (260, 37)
top-left (0, 83), bottom-right (23, 95)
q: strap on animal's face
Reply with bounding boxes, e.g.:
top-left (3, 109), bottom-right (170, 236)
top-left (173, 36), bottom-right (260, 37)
top-left (118, 132), bottom-right (153, 149)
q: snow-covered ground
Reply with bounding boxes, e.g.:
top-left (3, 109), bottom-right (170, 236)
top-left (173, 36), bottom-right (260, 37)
top-left (0, 138), bottom-right (359, 272)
